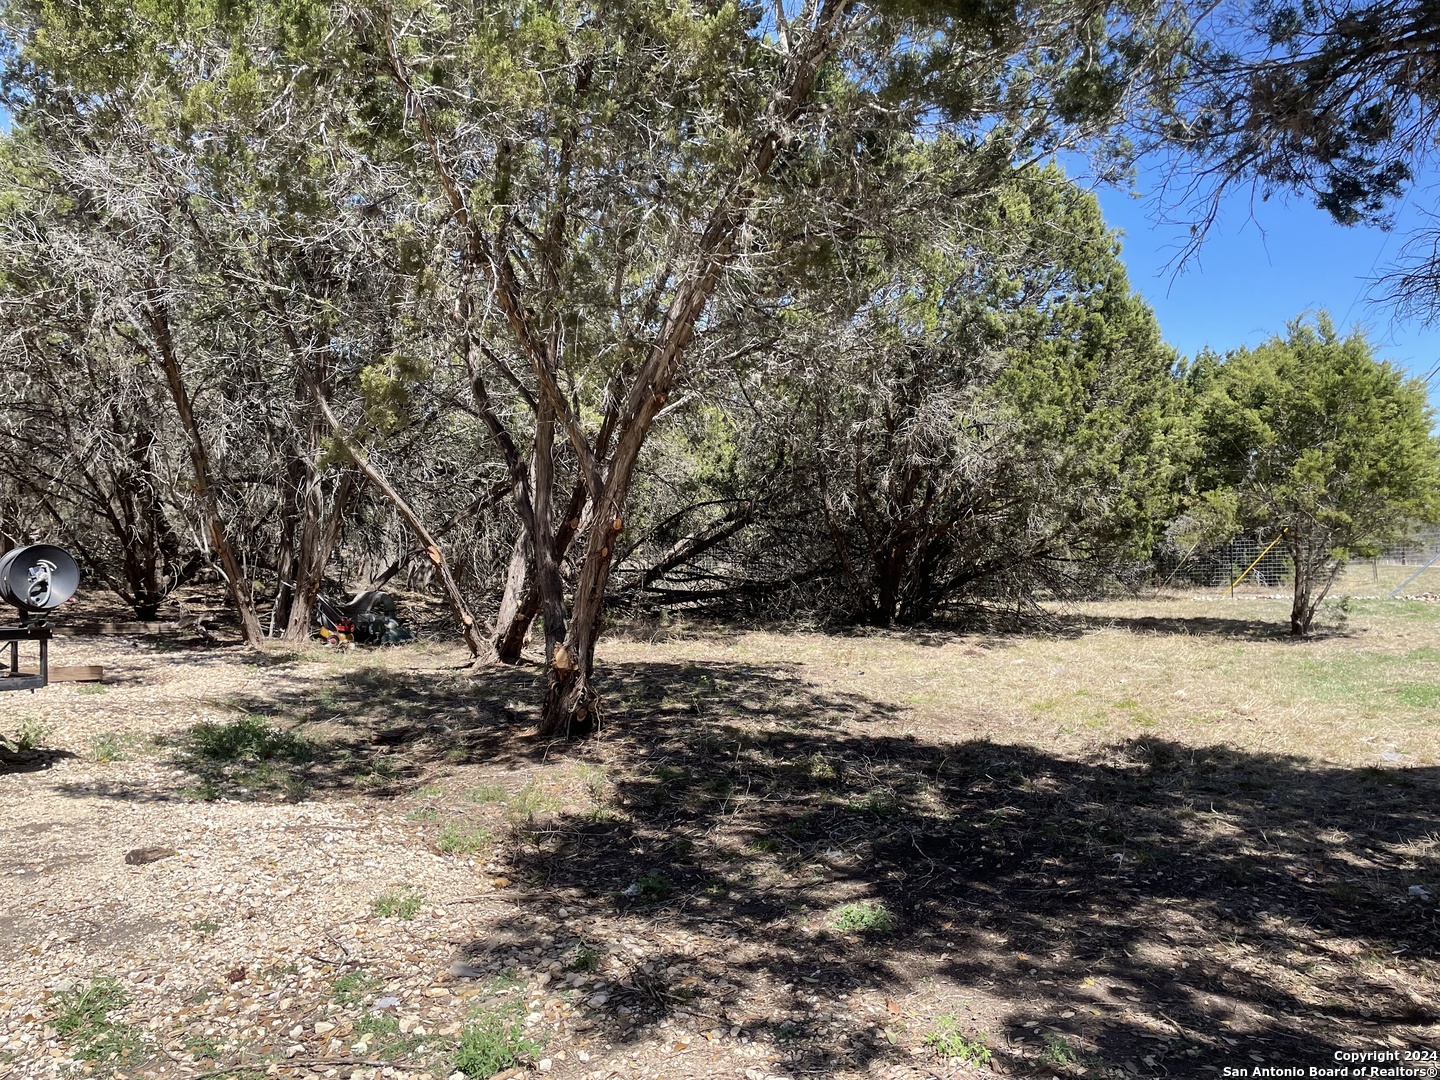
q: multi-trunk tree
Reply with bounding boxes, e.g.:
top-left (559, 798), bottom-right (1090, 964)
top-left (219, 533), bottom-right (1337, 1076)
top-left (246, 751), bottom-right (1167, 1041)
top-left (1, 0), bottom-right (1189, 736)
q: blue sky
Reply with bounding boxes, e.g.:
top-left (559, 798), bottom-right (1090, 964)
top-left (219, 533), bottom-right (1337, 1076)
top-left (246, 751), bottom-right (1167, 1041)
top-left (1089, 159), bottom-right (1440, 402)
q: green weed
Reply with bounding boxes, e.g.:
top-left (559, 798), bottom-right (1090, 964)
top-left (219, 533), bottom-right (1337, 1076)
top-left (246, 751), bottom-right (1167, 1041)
top-left (436, 823), bottom-right (493, 855)
top-left (925, 1018), bottom-right (990, 1064)
top-left (834, 900), bottom-right (894, 934)
top-left (51, 977), bottom-right (146, 1064)
top-left (468, 783), bottom-right (508, 804)
top-left (1040, 1033), bottom-right (1081, 1066)
top-left (88, 732), bottom-right (125, 763)
top-left (5, 718), bottom-right (49, 751)
top-left (331, 970), bottom-right (381, 1006)
top-left (567, 943), bottom-right (601, 973)
top-left (372, 889), bottom-right (424, 919)
top-left (183, 716), bottom-right (312, 763)
top-left (1397, 682), bottom-right (1440, 707)
top-left (453, 1004), bottom-right (541, 1077)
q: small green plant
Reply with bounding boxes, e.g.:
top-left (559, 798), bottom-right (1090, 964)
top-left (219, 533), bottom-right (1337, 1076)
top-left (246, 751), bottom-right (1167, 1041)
top-left (1040, 1033), bottom-right (1081, 1066)
top-left (747, 837), bottom-right (779, 854)
top-left (88, 732), bottom-right (125, 763)
top-left (453, 1004), bottom-right (541, 1077)
top-left (184, 715), bottom-right (313, 762)
top-left (436, 822), bottom-right (493, 855)
top-left (184, 1035), bottom-right (224, 1061)
top-left (925, 1018), bottom-right (991, 1064)
top-left (578, 763), bottom-right (609, 803)
top-left (484, 970), bottom-right (525, 994)
top-left (353, 1012), bottom-right (423, 1058)
top-left (504, 781), bottom-right (553, 824)
top-left (567, 942), bottom-right (601, 973)
top-left (468, 783), bottom-right (508, 803)
top-left (331, 969), bottom-right (381, 1006)
top-left (406, 806), bottom-right (439, 822)
top-left (191, 919), bottom-right (221, 935)
top-left (372, 889), bottom-right (424, 919)
top-left (848, 788), bottom-right (900, 817)
top-left (51, 977), bottom-right (146, 1063)
top-left (636, 871), bottom-right (672, 899)
top-left (6, 718), bottom-right (49, 751)
top-left (834, 900), bottom-right (894, 934)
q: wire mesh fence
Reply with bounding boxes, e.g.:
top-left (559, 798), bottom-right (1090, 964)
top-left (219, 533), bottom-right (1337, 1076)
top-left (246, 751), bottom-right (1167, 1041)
top-left (1158, 528), bottom-right (1440, 597)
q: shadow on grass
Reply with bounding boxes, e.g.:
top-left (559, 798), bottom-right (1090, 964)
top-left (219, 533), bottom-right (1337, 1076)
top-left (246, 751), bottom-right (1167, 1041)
top-left (40, 651), bottom-right (1440, 1077)
top-left (490, 660), bottom-right (1439, 1077)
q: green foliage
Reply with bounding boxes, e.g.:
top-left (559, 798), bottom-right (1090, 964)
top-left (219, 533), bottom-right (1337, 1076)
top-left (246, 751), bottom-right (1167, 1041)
top-left (182, 716), bottom-right (312, 763)
top-left (833, 900), bottom-right (895, 933)
top-left (435, 823), bottom-right (493, 855)
top-left (52, 978), bottom-right (146, 1063)
top-left (5, 718), bottom-right (49, 751)
top-left (331, 970), bottom-right (381, 1006)
top-left (567, 942), bottom-right (601, 973)
top-left (1189, 315), bottom-right (1440, 633)
top-left (924, 1017), bottom-right (991, 1063)
top-left (88, 732), bottom-right (125, 763)
top-left (453, 1004), bottom-right (541, 1077)
top-left (1039, 1032), bottom-right (1081, 1066)
top-left (371, 889), bottom-right (423, 919)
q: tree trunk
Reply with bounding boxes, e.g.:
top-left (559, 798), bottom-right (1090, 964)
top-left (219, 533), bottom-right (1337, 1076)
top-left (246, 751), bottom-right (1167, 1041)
top-left (142, 297), bottom-right (265, 646)
top-left (283, 471), bottom-right (357, 641)
top-left (492, 530), bottom-right (539, 662)
top-left (1289, 537), bottom-right (1341, 636)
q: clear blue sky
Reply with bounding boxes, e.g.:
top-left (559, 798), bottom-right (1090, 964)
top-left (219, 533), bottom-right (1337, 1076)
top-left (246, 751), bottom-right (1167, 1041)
top-left (1089, 157), bottom-right (1440, 403)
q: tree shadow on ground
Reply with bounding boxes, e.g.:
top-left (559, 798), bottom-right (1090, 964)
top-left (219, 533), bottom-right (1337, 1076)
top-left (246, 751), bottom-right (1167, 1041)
top-left (51, 658), bottom-right (548, 803)
top-left (38, 651), bottom-right (1440, 1077)
top-left (1066, 612), bottom-right (1340, 640)
top-left (477, 660), bottom-right (1439, 1078)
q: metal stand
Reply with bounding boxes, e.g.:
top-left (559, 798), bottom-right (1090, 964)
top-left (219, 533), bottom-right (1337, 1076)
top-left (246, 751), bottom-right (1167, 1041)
top-left (0, 625), bottom-right (49, 692)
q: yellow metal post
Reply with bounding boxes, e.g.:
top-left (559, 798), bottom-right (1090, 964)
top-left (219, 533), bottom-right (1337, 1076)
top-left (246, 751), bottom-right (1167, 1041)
top-left (1227, 529), bottom-right (1287, 598)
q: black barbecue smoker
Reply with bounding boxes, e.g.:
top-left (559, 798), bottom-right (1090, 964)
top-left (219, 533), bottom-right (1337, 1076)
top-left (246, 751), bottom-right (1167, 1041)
top-left (0, 544), bottom-right (80, 691)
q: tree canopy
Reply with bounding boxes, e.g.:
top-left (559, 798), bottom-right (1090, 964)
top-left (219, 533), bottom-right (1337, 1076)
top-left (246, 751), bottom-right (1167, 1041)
top-left (1188, 315), bottom-right (1440, 634)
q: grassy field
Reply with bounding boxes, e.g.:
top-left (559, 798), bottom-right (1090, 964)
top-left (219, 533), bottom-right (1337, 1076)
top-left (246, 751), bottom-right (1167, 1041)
top-left (2, 589), bottom-right (1438, 1079)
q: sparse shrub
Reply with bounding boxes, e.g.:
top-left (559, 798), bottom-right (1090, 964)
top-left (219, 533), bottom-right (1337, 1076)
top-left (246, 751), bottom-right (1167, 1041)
top-left (925, 1017), bottom-right (990, 1063)
top-left (183, 716), bottom-right (312, 763)
top-left (372, 889), bottom-right (423, 919)
top-left (834, 900), bottom-right (894, 933)
top-left (468, 783), bottom-right (508, 803)
top-left (88, 732), bottom-right (124, 763)
top-left (637, 872), bottom-right (672, 899)
top-left (567, 943), bottom-right (601, 973)
top-left (6, 718), bottom-right (49, 751)
top-left (1040, 1033), bottom-right (1080, 1066)
top-left (453, 1004), bottom-right (541, 1077)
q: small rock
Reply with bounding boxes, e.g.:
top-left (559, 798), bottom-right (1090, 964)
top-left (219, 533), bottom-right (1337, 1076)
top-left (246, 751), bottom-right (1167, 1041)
top-left (586, 993), bottom-right (610, 1008)
top-left (538, 1060), bottom-right (553, 1073)
top-left (492, 876), bottom-right (511, 889)
top-left (424, 987), bottom-right (451, 998)
top-left (125, 847), bottom-right (178, 866)
top-left (314, 1021), bottom-right (336, 1036)
top-left (449, 961), bottom-right (486, 979)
